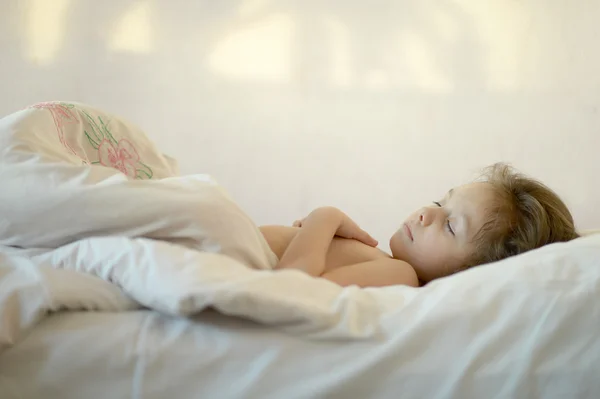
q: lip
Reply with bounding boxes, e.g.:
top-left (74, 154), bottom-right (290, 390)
top-left (403, 223), bottom-right (414, 241)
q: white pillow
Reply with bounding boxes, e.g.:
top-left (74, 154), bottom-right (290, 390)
top-left (579, 229), bottom-right (600, 236)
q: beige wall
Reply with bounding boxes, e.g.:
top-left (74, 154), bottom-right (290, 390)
top-left (2, 0), bottom-right (599, 248)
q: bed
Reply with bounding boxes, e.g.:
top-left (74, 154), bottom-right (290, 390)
top-left (1, 103), bottom-right (599, 398)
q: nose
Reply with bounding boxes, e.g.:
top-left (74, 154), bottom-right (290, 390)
top-left (419, 208), bottom-right (434, 227)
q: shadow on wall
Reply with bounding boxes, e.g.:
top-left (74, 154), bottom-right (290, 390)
top-left (18, 0), bottom-right (536, 94)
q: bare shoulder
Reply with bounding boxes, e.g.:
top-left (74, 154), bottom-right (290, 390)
top-left (321, 258), bottom-right (419, 288)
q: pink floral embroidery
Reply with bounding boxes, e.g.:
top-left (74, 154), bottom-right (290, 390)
top-left (98, 139), bottom-right (140, 178)
top-left (30, 102), bottom-right (88, 163)
top-left (31, 102), bottom-right (78, 128)
top-left (27, 102), bottom-right (154, 179)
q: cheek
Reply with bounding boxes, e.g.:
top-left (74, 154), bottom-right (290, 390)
top-left (391, 229), bottom-right (463, 280)
top-left (408, 236), bottom-right (456, 279)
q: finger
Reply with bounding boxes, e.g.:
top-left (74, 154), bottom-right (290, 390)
top-left (356, 230), bottom-right (378, 247)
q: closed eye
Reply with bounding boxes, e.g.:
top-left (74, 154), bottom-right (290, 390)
top-left (433, 201), bottom-right (455, 235)
top-left (446, 220), bottom-right (455, 236)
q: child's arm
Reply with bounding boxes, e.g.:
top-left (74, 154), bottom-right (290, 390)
top-left (276, 207), bottom-right (377, 277)
top-left (321, 259), bottom-right (419, 288)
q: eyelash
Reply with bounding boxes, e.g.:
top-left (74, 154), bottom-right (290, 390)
top-left (433, 201), bottom-right (455, 236)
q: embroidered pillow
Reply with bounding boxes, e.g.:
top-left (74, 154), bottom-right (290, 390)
top-left (1, 101), bottom-right (179, 179)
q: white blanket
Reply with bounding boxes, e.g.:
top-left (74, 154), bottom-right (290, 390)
top-left (2, 101), bottom-right (600, 390)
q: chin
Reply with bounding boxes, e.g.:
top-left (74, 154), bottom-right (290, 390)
top-left (389, 232), bottom-right (405, 260)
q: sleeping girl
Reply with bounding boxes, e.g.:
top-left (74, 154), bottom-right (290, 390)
top-left (260, 163), bottom-right (579, 287)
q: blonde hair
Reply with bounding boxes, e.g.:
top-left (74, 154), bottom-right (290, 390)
top-left (465, 163), bottom-right (579, 268)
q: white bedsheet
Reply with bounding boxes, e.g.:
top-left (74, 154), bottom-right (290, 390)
top-left (2, 256), bottom-right (600, 399)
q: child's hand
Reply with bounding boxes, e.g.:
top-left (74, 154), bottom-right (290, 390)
top-left (306, 207), bottom-right (378, 247)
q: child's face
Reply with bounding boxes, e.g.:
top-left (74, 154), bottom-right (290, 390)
top-left (389, 182), bottom-right (496, 283)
